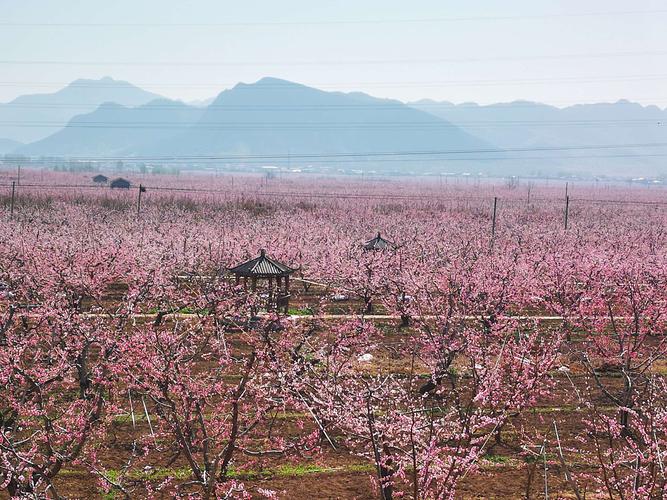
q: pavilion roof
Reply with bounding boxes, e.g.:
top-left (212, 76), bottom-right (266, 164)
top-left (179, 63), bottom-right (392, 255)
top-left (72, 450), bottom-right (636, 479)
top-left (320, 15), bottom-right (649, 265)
top-left (363, 232), bottom-right (397, 251)
top-left (228, 249), bottom-right (296, 277)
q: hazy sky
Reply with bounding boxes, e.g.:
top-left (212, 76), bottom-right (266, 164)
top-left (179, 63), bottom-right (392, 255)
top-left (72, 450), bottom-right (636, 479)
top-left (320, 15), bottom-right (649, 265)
top-left (1, 0), bottom-right (666, 107)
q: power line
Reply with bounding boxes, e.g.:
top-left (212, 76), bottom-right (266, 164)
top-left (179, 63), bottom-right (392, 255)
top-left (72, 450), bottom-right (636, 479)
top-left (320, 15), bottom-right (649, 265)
top-left (224, 152), bottom-right (667, 164)
top-left (3, 122), bottom-right (665, 132)
top-left (1, 9), bottom-right (665, 27)
top-left (2, 50), bottom-right (667, 67)
top-left (2, 74), bottom-right (667, 90)
top-left (10, 153), bottom-right (667, 166)
top-left (4, 117), bottom-right (665, 124)
top-left (8, 151), bottom-right (667, 167)
top-left (3, 101), bottom-right (667, 112)
top-left (10, 142), bottom-right (667, 162)
top-left (1, 84), bottom-right (666, 111)
top-left (15, 119), bottom-right (664, 124)
top-left (2, 182), bottom-right (666, 206)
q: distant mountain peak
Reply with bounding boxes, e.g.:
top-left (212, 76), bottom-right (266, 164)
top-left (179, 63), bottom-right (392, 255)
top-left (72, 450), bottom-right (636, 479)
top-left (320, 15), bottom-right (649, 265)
top-left (231, 77), bottom-right (293, 89)
top-left (19, 97), bottom-right (203, 156)
top-left (230, 77), bottom-right (315, 94)
top-left (254, 76), bottom-right (302, 86)
top-left (158, 77), bottom-right (488, 160)
top-left (409, 96), bottom-right (667, 176)
top-left (0, 78), bottom-right (166, 143)
top-left (68, 76), bottom-right (133, 87)
top-left (98, 100), bottom-right (126, 109)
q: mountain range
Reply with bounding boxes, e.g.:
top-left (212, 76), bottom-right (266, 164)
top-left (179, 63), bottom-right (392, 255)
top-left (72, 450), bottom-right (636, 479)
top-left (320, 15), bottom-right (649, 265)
top-left (15, 78), bottom-right (490, 171)
top-left (410, 99), bottom-right (667, 176)
top-left (139, 78), bottom-right (487, 158)
top-left (3, 77), bottom-right (667, 177)
top-left (23, 99), bottom-right (204, 156)
top-left (0, 77), bottom-right (161, 144)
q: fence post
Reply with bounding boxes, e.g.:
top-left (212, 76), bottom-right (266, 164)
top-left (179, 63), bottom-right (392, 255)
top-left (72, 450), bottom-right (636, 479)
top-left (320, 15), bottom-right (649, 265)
top-left (137, 184), bottom-right (146, 216)
top-left (10, 181), bottom-right (16, 219)
top-left (564, 195), bottom-right (570, 230)
top-left (492, 196), bottom-right (498, 237)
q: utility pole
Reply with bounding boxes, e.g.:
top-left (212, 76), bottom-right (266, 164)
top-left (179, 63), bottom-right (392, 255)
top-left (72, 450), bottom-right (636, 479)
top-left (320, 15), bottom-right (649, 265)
top-left (491, 197), bottom-right (498, 237)
top-left (564, 196), bottom-right (570, 230)
top-left (10, 181), bottom-right (16, 218)
top-left (137, 184), bottom-right (146, 216)
top-left (565, 181), bottom-right (569, 199)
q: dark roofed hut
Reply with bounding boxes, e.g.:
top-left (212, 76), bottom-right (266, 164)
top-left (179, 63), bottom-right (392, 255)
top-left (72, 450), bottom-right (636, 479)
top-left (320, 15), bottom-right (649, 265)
top-left (92, 174), bottom-right (109, 185)
top-left (110, 177), bottom-right (131, 189)
top-left (228, 249), bottom-right (296, 313)
top-left (363, 232), bottom-right (397, 251)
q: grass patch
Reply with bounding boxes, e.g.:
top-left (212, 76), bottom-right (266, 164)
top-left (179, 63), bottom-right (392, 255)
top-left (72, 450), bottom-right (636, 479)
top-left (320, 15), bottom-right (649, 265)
top-left (483, 454), bottom-right (512, 464)
top-left (92, 462), bottom-right (374, 484)
top-left (288, 307), bottom-right (314, 316)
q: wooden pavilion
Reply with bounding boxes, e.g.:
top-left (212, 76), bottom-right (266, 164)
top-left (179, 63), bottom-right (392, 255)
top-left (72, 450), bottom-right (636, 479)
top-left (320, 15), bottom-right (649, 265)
top-left (228, 249), bottom-right (296, 313)
top-left (363, 232), bottom-right (397, 251)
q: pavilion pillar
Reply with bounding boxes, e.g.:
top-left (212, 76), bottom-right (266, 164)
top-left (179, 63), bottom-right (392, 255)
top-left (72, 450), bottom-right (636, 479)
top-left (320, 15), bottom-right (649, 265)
top-left (284, 275), bottom-right (290, 313)
top-left (268, 276), bottom-right (274, 310)
top-left (277, 276), bottom-right (283, 311)
top-left (251, 277), bottom-right (257, 292)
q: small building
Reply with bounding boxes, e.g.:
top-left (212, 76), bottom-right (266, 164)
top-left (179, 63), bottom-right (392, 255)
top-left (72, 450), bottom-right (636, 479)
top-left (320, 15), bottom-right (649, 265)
top-left (92, 174), bottom-right (109, 185)
top-left (110, 177), bottom-right (131, 189)
top-left (228, 249), bottom-right (296, 313)
top-left (363, 232), bottom-right (397, 251)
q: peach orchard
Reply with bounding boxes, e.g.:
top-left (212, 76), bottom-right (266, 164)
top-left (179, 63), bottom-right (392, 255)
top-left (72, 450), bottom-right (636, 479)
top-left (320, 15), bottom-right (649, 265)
top-left (0, 171), bottom-right (666, 499)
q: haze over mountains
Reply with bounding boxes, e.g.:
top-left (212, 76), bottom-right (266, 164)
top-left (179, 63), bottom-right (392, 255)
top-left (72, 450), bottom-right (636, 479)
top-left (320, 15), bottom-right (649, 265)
top-left (141, 77), bottom-right (487, 158)
top-left (3, 77), bottom-right (667, 177)
top-left (15, 78), bottom-right (490, 171)
top-left (0, 77), bottom-right (161, 144)
top-left (23, 99), bottom-right (204, 156)
top-left (411, 100), bottom-right (667, 176)
top-left (0, 138), bottom-right (21, 155)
